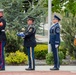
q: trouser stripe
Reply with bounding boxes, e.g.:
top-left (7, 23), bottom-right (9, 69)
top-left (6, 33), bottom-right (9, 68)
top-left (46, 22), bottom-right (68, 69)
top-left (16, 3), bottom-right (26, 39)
top-left (0, 42), bottom-right (2, 69)
top-left (56, 48), bottom-right (59, 68)
top-left (30, 47), bottom-right (33, 69)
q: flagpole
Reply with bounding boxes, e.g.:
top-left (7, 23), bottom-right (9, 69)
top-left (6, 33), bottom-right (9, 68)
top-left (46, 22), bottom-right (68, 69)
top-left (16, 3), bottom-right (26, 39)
top-left (48, 0), bottom-right (52, 53)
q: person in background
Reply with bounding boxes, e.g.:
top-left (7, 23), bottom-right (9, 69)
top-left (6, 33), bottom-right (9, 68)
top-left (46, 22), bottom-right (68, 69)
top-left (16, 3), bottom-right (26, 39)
top-left (49, 15), bottom-right (61, 70)
top-left (0, 9), bottom-right (6, 71)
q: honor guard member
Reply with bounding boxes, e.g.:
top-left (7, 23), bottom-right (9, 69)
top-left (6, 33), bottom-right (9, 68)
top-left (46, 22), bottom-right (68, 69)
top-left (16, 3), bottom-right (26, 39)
top-left (0, 9), bottom-right (6, 70)
top-left (49, 15), bottom-right (61, 70)
top-left (24, 17), bottom-right (36, 70)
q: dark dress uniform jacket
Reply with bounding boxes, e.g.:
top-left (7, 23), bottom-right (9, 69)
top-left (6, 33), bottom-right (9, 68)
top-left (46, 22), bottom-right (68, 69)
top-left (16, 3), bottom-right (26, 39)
top-left (0, 17), bottom-right (6, 41)
top-left (24, 25), bottom-right (36, 47)
top-left (49, 23), bottom-right (60, 45)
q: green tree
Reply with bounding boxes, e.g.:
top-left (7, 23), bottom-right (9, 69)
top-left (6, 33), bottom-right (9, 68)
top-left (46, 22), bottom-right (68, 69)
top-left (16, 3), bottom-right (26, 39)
top-left (2, 0), bottom-right (25, 31)
top-left (61, 0), bottom-right (76, 58)
top-left (0, 0), bottom-right (48, 53)
top-left (22, 0), bottom-right (48, 34)
top-left (1, 0), bottom-right (48, 34)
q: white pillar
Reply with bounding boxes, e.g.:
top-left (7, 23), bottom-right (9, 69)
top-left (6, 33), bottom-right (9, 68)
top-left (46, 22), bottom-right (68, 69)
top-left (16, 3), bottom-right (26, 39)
top-left (48, 0), bottom-right (52, 53)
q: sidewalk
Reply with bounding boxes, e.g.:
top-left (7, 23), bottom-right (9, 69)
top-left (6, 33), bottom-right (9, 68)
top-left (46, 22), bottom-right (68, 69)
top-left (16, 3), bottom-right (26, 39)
top-left (0, 66), bottom-right (76, 75)
top-left (5, 65), bottom-right (76, 71)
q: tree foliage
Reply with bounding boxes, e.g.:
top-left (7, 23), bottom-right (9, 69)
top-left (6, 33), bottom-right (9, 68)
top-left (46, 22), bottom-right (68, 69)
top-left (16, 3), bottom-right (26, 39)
top-left (65, 0), bottom-right (76, 16)
top-left (0, 0), bottom-right (48, 34)
top-left (1, 0), bottom-right (25, 31)
top-left (22, 0), bottom-right (48, 34)
top-left (61, 0), bottom-right (76, 58)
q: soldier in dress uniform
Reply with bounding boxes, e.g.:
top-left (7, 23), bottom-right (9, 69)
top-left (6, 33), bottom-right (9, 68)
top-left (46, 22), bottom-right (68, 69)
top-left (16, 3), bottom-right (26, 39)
top-left (24, 17), bottom-right (36, 70)
top-left (0, 9), bottom-right (6, 70)
top-left (17, 17), bottom-right (36, 70)
top-left (49, 15), bottom-right (61, 70)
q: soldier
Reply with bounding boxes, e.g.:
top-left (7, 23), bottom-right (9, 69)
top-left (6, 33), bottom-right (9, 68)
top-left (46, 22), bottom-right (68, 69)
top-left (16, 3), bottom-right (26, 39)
top-left (49, 15), bottom-right (61, 70)
top-left (24, 17), bottom-right (36, 70)
top-left (0, 9), bottom-right (6, 70)
top-left (17, 17), bottom-right (37, 70)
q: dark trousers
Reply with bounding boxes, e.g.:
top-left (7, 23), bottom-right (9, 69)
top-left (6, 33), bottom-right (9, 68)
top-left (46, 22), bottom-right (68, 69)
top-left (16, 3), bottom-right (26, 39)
top-left (0, 41), bottom-right (5, 70)
top-left (27, 47), bottom-right (35, 69)
top-left (51, 44), bottom-right (60, 68)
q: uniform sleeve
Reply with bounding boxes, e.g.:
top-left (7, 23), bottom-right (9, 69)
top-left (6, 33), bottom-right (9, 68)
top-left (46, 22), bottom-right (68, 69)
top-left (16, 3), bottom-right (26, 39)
top-left (0, 19), bottom-right (6, 30)
top-left (24, 27), bottom-right (35, 38)
top-left (55, 27), bottom-right (60, 45)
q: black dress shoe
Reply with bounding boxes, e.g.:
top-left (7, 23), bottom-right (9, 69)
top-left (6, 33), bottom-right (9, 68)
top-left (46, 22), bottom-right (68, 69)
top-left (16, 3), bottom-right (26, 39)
top-left (25, 68), bottom-right (35, 71)
top-left (50, 67), bottom-right (59, 70)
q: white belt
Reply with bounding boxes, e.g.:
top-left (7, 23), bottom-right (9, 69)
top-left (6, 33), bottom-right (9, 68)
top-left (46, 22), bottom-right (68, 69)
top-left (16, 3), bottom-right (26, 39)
top-left (1, 30), bottom-right (5, 32)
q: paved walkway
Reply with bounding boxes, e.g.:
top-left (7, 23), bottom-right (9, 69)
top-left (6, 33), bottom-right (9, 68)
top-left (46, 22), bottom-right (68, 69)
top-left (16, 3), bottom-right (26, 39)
top-left (0, 66), bottom-right (76, 75)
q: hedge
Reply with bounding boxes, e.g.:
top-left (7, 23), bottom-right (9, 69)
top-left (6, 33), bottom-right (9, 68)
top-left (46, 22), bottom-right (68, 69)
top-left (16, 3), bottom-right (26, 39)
top-left (46, 51), bottom-right (64, 65)
top-left (34, 44), bottom-right (48, 59)
top-left (5, 50), bottom-right (28, 65)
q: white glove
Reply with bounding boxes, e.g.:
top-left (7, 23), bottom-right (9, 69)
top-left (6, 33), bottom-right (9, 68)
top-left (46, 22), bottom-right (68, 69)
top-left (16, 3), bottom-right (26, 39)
top-left (55, 45), bottom-right (59, 48)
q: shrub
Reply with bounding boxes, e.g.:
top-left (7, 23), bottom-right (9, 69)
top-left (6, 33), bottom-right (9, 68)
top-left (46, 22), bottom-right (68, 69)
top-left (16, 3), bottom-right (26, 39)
top-left (34, 44), bottom-right (48, 59)
top-left (58, 51), bottom-right (65, 64)
top-left (61, 15), bottom-right (76, 58)
top-left (5, 30), bottom-right (23, 53)
top-left (5, 50), bottom-right (28, 65)
top-left (46, 52), bottom-right (54, 65)
top-left (46, 51), bottom-right (64, 65)
top-left (59, 42), bottom-right (67, 58)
